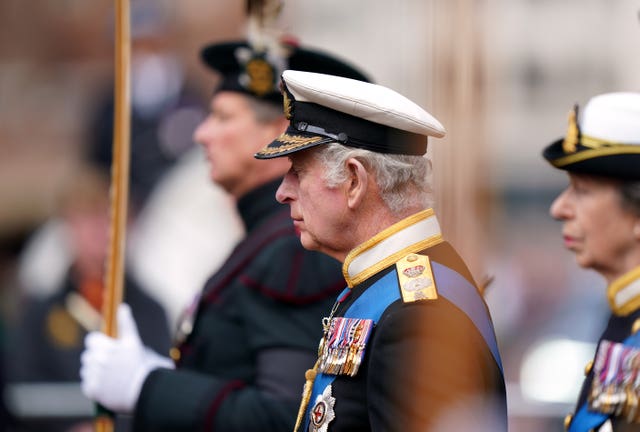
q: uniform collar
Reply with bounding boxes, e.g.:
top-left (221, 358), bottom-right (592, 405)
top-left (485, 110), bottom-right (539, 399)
top-left (236, 178), bottom-right (283, 232)
top-left (342, 209), bottom-right (443, 288)
top-left (607, 266), bottom-right (640, 316)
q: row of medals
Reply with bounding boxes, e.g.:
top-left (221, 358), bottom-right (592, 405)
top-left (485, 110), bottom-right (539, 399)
top-left (317, 316), bottom-right (374, 377)
top-left (589, 339), bottom-right (640, 424)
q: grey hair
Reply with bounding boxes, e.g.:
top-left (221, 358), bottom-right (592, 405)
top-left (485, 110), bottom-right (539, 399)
top-left (620, 181), bottom-right (640, 216)
top-left (314, 142), bottom-right (434, 214)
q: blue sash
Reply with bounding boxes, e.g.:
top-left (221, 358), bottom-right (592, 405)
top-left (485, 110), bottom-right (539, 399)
top-left (431, 262), bottom-right (503, 372)
top-left (303, 271), bottom-right (400, 430)
top-left (568, 331), bottom-right (640, 431)
top-left (303, 262), bottom-right (503, 431)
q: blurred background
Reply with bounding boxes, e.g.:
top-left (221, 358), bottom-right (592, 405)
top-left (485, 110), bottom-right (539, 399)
top-left (0, 0), bottom-right (639, 430)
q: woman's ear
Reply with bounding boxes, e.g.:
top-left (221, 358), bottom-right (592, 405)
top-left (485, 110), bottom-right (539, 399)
top-left (345, 157), bottom-right (368, 210)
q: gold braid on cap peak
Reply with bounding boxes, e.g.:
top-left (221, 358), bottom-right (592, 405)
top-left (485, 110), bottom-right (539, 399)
top-left (562, 104), bottom-right (580, 154)
top-left (276, 133), bottom-right (323, 146)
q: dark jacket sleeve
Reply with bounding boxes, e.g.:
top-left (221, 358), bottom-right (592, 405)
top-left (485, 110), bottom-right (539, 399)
top-left (367, 298), bottom-right (505, 432)
top-left (133, 235), bottom-right (344, 431)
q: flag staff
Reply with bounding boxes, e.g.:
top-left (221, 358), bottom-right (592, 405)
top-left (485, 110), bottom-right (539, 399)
top-left (95, 0), bottom-right (131, 430)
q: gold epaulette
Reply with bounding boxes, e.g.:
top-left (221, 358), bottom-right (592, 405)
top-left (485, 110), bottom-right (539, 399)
top-left (395, 253), bottom-right (438, 303)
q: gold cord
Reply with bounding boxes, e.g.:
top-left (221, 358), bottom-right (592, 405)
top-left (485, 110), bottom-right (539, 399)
top-left (293, 361), bottom-right (319, 432)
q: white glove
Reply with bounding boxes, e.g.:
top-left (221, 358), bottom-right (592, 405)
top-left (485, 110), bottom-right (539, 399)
top-left (79, 303), bottom-right (174, 413)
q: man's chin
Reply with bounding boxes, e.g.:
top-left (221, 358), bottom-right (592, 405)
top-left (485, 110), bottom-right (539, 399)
top-left (299, 234), bottom-right (318, 252)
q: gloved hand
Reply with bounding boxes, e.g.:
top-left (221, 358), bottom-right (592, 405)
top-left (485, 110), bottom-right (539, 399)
top-left (80, 303), bottom-right (174, 413)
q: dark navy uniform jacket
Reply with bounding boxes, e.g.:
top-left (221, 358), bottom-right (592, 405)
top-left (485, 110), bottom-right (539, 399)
top-left (300, 209), bottom-right (507, 432)
top-left (567, 268), bottom-right (640, 432)
top-left (133, 179), bottom-right (345, 431)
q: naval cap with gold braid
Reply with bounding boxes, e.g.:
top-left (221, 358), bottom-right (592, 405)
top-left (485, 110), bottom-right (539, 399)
top-left (255, 70), bottom-right (446, 158)
top-left (543, 92), bottom-right (640, 180)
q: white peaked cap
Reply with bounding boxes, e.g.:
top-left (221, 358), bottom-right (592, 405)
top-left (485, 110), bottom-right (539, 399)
top-left (284, 70), bottom-right (445, 138)
top-left (581, 92), bottom-right (640, 144)
top-left (255, 70), bottom-right (445, 159)
top-left (542, 91), bottom-right (640, 180)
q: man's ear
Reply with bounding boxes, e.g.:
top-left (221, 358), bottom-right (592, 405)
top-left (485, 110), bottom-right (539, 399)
top-left (345, 157), bottom-right (369, 210)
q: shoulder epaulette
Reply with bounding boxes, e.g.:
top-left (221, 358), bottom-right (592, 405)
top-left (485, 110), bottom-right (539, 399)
top-left (395, 253), bottom-right (438, 303)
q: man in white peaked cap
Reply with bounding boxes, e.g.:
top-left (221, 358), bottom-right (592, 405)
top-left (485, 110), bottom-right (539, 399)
top-left (256, 70), bottom-right (508, 432)
top-left (544, 92), bottom-right (640, 432)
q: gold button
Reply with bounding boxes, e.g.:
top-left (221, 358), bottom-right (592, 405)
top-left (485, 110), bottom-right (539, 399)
top-left (632, 318), bottom-right (640, 335)
top-left (563, 413), bottom-right (573, 431)
top-left (584, 360), bottom-right (593, 376)
top-left (169, 347), bottom-right (181, 362)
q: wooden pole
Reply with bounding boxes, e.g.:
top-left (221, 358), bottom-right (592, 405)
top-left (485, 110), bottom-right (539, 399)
top-left (95, 0), bottom-right (131, 430)
top-left (431, 0), bottom-right (489, 284)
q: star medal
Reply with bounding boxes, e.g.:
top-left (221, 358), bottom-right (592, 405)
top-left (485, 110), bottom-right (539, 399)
top-left (309, 385), bottom-right (336, 432)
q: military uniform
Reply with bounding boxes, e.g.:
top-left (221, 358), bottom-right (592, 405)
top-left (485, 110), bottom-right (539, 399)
top-left (563, 267), bottom-right (640, 432)
top-left (542, 92), bottom-right (640, 431)
top-left (254, 70), bottom-right (508, 432)
top-left (132, 179), bottom-right (345, 431)
top-left (295, 209), bottom-right (507, 432)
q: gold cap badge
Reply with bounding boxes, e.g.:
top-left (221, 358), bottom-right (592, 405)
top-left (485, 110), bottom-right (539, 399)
top-left (562, 104), bottom-right (580, 154)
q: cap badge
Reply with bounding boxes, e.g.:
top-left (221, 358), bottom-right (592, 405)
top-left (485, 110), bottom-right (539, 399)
top-left (283, 88), bottom-right (293, 119)
top-left (562, 105), bottom-right (580, 154)
top-left (235, 46), bottom-right (277, 97)
top-left (244, 57), bottom-right (275, 96)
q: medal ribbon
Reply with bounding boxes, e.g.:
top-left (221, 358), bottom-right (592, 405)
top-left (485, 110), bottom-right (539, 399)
top-left (569, 332), bottom-right (640, 431)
